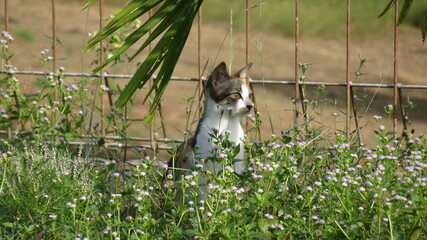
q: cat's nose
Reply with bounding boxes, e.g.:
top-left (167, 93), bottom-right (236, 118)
top-left (246, 104), bottom-right (253, 111)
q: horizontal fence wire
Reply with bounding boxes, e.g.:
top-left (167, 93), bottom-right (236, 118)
top-left (2, 68), bottom-right (426, 151)
top-left (2, 70), bottom-right (427, 89)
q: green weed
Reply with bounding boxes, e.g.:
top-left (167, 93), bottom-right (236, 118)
top-left (0, 113), bottom-right (426, 238)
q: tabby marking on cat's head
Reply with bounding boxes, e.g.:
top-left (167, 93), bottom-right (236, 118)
top-left (206, 62), bottom-right (253, 116)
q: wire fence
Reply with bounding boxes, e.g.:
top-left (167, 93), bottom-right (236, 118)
top-left (2, 0), bottom-right (426, 156)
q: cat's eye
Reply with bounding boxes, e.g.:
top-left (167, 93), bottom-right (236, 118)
top-left (229, 93), bottom-right (241, 100)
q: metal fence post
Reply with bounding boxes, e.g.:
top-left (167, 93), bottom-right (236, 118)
top-left (52, 0), bottom-right (57, 71)
top-left (393, 0), bottom-right (399, 134)
top-left (294, 0), bottom-right (300, 123)
top-left (346, 0), bottom-right (351, 137)
top-left (4, 0), bottom-right (9, 32)
top-left (198, 8), bottom-right (203, 117)
top-left (98, 0), bottom-right (106, 136)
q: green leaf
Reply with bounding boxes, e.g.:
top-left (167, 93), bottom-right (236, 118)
top-left (144, 5), bottom-right (201, 122)
top-left (411, 193), bottom-right (421, 202)
top-left (258, 218), bottom-right (276, 237)
top-left (97, 0), bottom-right (150, 35)
top-left (258, 219), bottom-right (270, 235)
top-left (82, 0), bottom-right (98, 10)
top-left (92, 0), bottom-right (179, 72)
top-left (185, 229), bottom-right (203, 236)
top-left (84, 0), bottom-right (163, 52)
top-left (422, 16), bottom-right (427, 43)
top-left (114, 23), bottom-right (175, 108)
top-left (397, 0), bottom-right (414, 25)
top-left (129, 0), bottom-right (186, 61)
top-left (97, 137), bottom-right (105, 146)
top-left (86, 0), bottom-right (203, 122)
top-left (385, 131), bottom-right (395, 136)
top-left (247, 196), bottom-right (257, 204)
top-left (246, 231), bottom-right (270, 239)
top-left (26, 224), bottom-right (35, 233)
top-left (116, 0), bottom-right (202, 123)
top-left (143, 10), bottom-right (193, 103)
top-left (378, 0), bottom-right (396, 19)
top-left (410, 227), bottom-right (424, 240)
top-left (2, 222), bottom-right (14, 228)
top-left (348, 222), bottom-right (364, 233)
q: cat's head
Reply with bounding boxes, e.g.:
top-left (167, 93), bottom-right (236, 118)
top-left (205, 62), bottom-right (254, 116)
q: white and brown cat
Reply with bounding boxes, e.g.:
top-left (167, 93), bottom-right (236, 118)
top-left (166, 62), bottom-right (254, 194)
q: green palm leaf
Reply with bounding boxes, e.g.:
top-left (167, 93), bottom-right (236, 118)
top-left (84, 0), bottom-right (163, 51)
top-left (378, 0), bottom-right (425, 42)
top-left (83, 0), bottom-right (203, 122)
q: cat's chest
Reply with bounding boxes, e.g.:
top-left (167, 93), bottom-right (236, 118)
top-left (195, 117), bottom-right (244, 159)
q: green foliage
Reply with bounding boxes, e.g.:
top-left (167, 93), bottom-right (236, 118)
top-left (2, 37), bottom-right (426, 237)
top-left (0, 142), bottom-right (94, 239)
top-left (84, 0), bottom-right (203, 122)
top-left (0, 4), bottom-right (426, 236)
top-left (1, 115), bottom-right (427, 238)
top-left (0, 61), bottom-right (426, 239)
top-left (87, 11), bottom-right (142, 67)
top-left (0, 32), bottom-right (134, 161)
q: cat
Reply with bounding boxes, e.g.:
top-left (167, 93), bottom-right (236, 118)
top-left (165, 62), bottom-right (254, 197)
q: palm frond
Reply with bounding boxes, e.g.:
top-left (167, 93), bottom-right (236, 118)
top-left (84, 0), bottom-right (203, 122)
top-left (378, 0), bottom-right (426, 42)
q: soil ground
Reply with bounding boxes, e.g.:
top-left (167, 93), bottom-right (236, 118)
top-left (4, 0), bottom-right (427, 152)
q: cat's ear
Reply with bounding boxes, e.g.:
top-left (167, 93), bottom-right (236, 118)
top-left (233, 62), bottom-right (253, 84)
top-left (210, 62), bottom-right (229, 87)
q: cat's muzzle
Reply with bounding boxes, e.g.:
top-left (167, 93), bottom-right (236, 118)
top-left (239, 104), bottom-right (253, 114)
